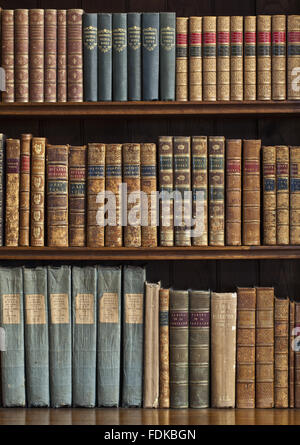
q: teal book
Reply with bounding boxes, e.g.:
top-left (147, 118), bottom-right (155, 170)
top-left (98, 13), bottom-right (112, 101)
top-left (72, 266), bottom-right (97, 407)
top-left (112, 13), bottom-right (127, 101)
top-left (159, 12), bottom-right (176, 100)
top-left (127, 12), bottom-right (141, 100)
top-left (48, 266), bottom-right (72, 407)
top-left (122, 265), bottom-right (146, 407)
top-left (142, 13), bottom-right (159, 100)
top-left (97, 266), bottom-right (121, 407)
top-left (83, 13), bottom-right (98, 101)
top-left (24, 267), bottom-right (49, 407)
top-left (0, 267), bottom-right (26, 407)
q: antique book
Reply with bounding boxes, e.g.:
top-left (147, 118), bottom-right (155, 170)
top-left (83, 13), bottom-right (98, 102)
top-left (159, 288), bottom-right (170, 408)
top-left (69, 145), bottom-right (87, 247)
top-left (262, 145), bottom-right (276, 245)
top-left (44, 9), bottom-right (57, 102)
top-left (272, 15), bottom-right (286, 100)
top-left (203, 16), bottom-right (217, 101)
top-left (0, 267), bottom-right (25, 407)
top-left (236, 288), bottom-right (256, 409)
top-left (112, 13), bottom-right (127, 101)
top-left (19, 134), bottom-right (32, 246)
top-left (72, 266), bottom-right (97, 407)
top-left (189, 16), bottom-right (202, 101)
top-left (244, 16), bottom-right (256, 100)
top-left (257, 15), bottom-right (272, 100)
top-left (127, 13), bottom-right (141, 101)
top-left (176, 17), bottom-right (188, 101)
top-left (287, 16), bottom-right (300, 100)
top-left (87, 143), bottom-right (105, 247)
top-left (295, 302), bottom-right (300, 407)
top-left (274, 297), bottom-right (289, 408)
top-left (277, 145), bottom-right (289, 245)
top-left (2, 10), bottom-right (14, 102)
top-left (141, 143), bottom-right (157, 247)
top-left (142, 13), bottom-right (159, 100)
top-left (170, 290), bottom-right (189, 408)
top-left (0, 134), bottom-right (5, 245)
top-left (98, 13), bottom-right (112, 101)
top-left (15, 9), bottom-right (29, 102)
top-left (47, 145), bottom-right (69, 247)
top-left (217, 16), bottom-right (230, 101)
top-left (160, 12), bottom-right (176, 101)
top-left (143, 281), bottom-right (160, 408)
top-left (158, 136), bottom-right (174, 246)
top-left (290, 300), bottom-right (295, 408)
top-left (226, 139), bottom-right (242, 246)
top-left (122, 266), bottom-right (146, 407)
top-left (209, 136), bottom-right (225, 246)
top-left (24, 267), bottom-right (49, 407)
top-left (174, 136), bottom-right (191, 246)
top-left (29, 9), bottom-right (44, 102)
top-left (211, 292), bottom-right (237, 408)
top-left (97, 266), bottom-right (121, 407)
top-left (192, 136), bottom-right (208, 246)
top-left (48, 265), bottom-right (72, 408)
top-left (243, 139), bottom-right (261, 245)
top-left (290, 146), bottom-right (300, 244)
top-left (67, 9), bottom-right (84, 102)
top-left (105, 144), bottom-right (122, 247)
top-left (256, 287), bottom-right (274, 408)
top-left (189, 290), bottom-right (210, 408)
top-left (57, 10), bottom-right (67, 102)
top-left (230, 16), bottom-right (243, 100)
top-left (31, 137), bottom-right (46, 247)
top-left (5, 138), bottom-right (20, 246)
top-left (123, 143), bottom-right (141, 247)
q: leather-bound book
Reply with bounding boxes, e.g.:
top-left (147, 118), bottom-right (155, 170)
top-left (170, 290), bottom-right (189, 408)
top-left (31, 137), bottom-right (46, 247)
top-left (192, 136), bottom-right (208, 246)
top-left (272, 15), bottom-right (286, 100)
top-left (83, 13), bottom-right (97, 102)
top-left (257, 15), bottom-right (272, 100)
top-left (189, 290), bottom-right (210, 408)
top-left (45, 10), bottom-right (57, 102)
top-left (47, 145), bottom-right (69, 247)
top-left (290, 146), bottom-right (300, 244)
top-left (0, 134), bottom-right (5, 246)
top-left (211, 292), bottom-right (237, 408)
top-left (290, 300), bottom-right (295, 408)
top-left (203, 16), bottom-right (217, 101)
top-left (87, 143), bottom-right (105, 247)
top-left (2, 10), bottom-right (14, 102)
top-left (244, 16), bottom-right (256, 100)
top-left (159, 288), bottom-right (170, 408)
top-left (69, 146), bottom-right (87, 247)
top-left (113, 13), bottom-right (127, 101)
top-left (276, 146), bottom-right (289, 245)
top-left (98, 13), bottom-right (112, 101)
top-left (67, 9), bottom-right (83, 102)
top-left (256, 287), bottom-right (274, 408)
top-left (19, 134), bottom-right (32, 247)
top-left (295, 302), bottom-right (300, 407)
top-left (160, 12), bottom-right (176, 101)
top-left (243, 139), bottom-right (261, 245)
top-left (209, 136), bottom-right (225, 246)
top-left (105, 144), bottom-right (122, 247)
top-left (5, 139), bottom-right (20, 246)
top-left (288, 16), bottom-right (300, 100)
top-left (176, 17), bottom-right (188, 101)
top-left (141, 143), bottom-right (157, 247)
top-left (236, 288), bottom-right (256, 408)
top-left (226, 139), bottom-right (242, 246)
top-left (127, 13), bottom-right (141, 101)
top-left (230, 16), bottom-right (243, 100)
top-left (15, 9), bottom-right (29, 102)
top-left (262, 146), bottom-right (276, 245)
top-left (189, 16), bottom-right (202, 101)
top-left (159, 136), bottom-right (173, 246)
top-left (57, 10), bottom-right (67, 102)
top-left (217, 16), bottom-right (230, 101)
top-left (274, 297), bottom-right (289, 408)
top-left (29, 9), bottom-right (44, 102)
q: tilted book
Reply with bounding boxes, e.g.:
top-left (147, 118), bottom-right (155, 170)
top-left (44, 9), bottom-right (57, 102)
top-left (287, 16), bottom-right (300, 100)
top-left (67, 9), bottom-right (84, 102)
top-left (209, 136), bottom-right (225, 246)
top-left (176, 17), bottom-right (188, 101)
top-left (57, 10), bottom-right (67, 102)
top-left (159, 136), bottom-right (174, 246)
top-left (2, 10), bottom-right (14, 102)
top-left (192, 136), bottom-right (208, 246)
top-left (29, 9), bottom-right (44, 102)
top-left (31, 137), bottom-right (46, 246)
top-left (272, 15), bottom-right (286, 100)
top-left (19, 134), bottom-right (32, 247)
top-left (276, 145), bottom-right (289, 245)
top-left (160, 12), bottom-right (176, 101)
top-left (203, 16), bottom-right (217, 101)
top-left (262, 145), bottom-right (276, 245)
top-left (83, 13), bottom-right (98, 102)
top-left (274, 297), bottom-right (289, 408)
top-left (289, 300), bottom-right (295, 408)
top-left (230, 16), bottom-right (243, 100)
top-left (0, 134), bottom-right (5, 245)
top-left (5, 138), bottom-right (20, 246)
top-left (159, 288), bottom-right (170, 408)
top-left (112, 13), bottom-right (127, 101)
top-left (295, 302), bottom-right (300, 407)
top-left (98, 13), bottom-right (112, 101)
top-left (105, 144), bottom-right (122, 247)
top-left (244, 16), bottom-right (256, 100)
top-left (217, 16), bottom-right (230, 101)
top-left (290, 146), bottom-right (300, 244)
top-left (15, 9), bottom-right (29, 102)
top-left (257, 15), bottom-right (272, 100)
top-left (141, 143), bottom-right (157, 247)
top-left (127, 13), bottom-right (141, 101)
top-left (142, 13), bottom-right (159, 100)
top-left (226, 139), bottom-right (242, 246)
top-left (189, 16), bottom-right (202, 101)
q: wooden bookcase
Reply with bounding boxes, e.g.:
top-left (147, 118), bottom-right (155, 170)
top-left (1, 0), bottom-right (300, 426)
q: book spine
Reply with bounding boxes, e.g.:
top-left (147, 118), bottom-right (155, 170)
top-left (176, 17), bottom-right (188, 101)
top-left (230, 16), bottom-right (243, 100)
top-left (127, 12), bottom-right (141, 101)
top-left (48, 265), bottom-right (72, 407)
top-left (290, 146), bottom-right (300, 244)
top-left (1, 10), bottom-right (14, 102)
top-left (57, 10), bottom-right (67, 102)
top-left (5, 139), bottom-right (20, 246)
top-left (290, 300), bottom-right (295, 408)
top-left (295, 302), bottom-right (300, 407)
top-left (160, 12), bottom-right (176, 100)
top-left (170, 290), bottom-right (189, 408)
top-left (83, 13), bottom-right (98, 102)
top-left (0, 134), bottom-right (5, 246)
top-left (72, 266), bottom-right (97, 407)
top-left (31, 137), bottom-right (46, 247)
top-left (97, 13), bottom-right (112, 101)
top-left (113, 13), bottom-right (127, 101)
top-left (69, 145), bottom-right (87, 247)
top-left (217, 16), bottom-right (230, 100)
top-left (226, 139), bottom-right (242, 246)
top-left (29, 9), bottom-right (44, 102)
top-left (142, 12), bottom-right (159, 100)
top-left (105, 144), bottom-right (122, 247)
top-left (189, 290), bottom-right (210, 408)
top-left (97, 266), bottom-right (121, 407)
top-left (272, 15), bottom-right (286, 100)
top-left (209, 136), bottom-right (225, 246)
top-left (24, 267), bottom-right (49, 407)
top-left (141, 143), bottom-right (157, 247)
top-left (189, 16), bottom-right (202, 101)
top-left (288, 16), bottom-right (300, 99)
top-left (257, 15), bottom-right (272, 100)
top-left (262, 145), bottom-right (276, 245)
top-left (243, 139), bottom-right (261, 245)
top-left (159, 288), bottom-right (170, 408)
top-left (47, 145), bottom-right (69, 247)
top-left (274, 297), bottom-right (289, 408)
top-left (44, 10), bottom-right (57, 102)
top-left (159, 136), bottom-right (174, 246)
top-left (277, 145), bottom-right (289, 245)
top-left (19, 134), bottom-right (32, 246)
top-left (244, 16), bottom-right (256, 100)
top-left (87, 143), bottom-right (105, 247)
top-left (15, 9), bottom-right (29, 102)
top-left (122, 265), bottom-right (146, 407)
top-left (67, 9), bottom-right (83, 102)
top-left (192, 136), bottom-right (208, 246)
top-left (0, 267), bottom-right (25, 407)
top-left (203, 16), bottom-right (217, 101)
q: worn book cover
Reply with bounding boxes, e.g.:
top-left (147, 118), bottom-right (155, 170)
top-left (276, 145), bottom-right (289, 245)
top-left (192, 136), bottom-right (208, 246)
top-left (257, 15), bottom-right (272, 100)
top-left (160, 12), bottom-right (176, 101)
top-left (262, 145), bottom-right (276, 245)
top-left (141, 143), bottom-right (157, 247)
top-left (203, 16), bottom-right (217, 101)
top-left (105, 144), bottom-right (122, 247)
top-left (272, 15), bottom-right (286, 100)
top-left (290, 299), bottom-right (295, 408)
top-left (5, 138), bottom-right (20, 246)
top-left (15, 9), bottom-right (29, 102)
top-left (226, 139), bottom-right (242, 245)
top-left (2, 10), bottom-right (14, 102)
top-left (31, 137), bottom-right (46, 246)
top-left (217, 16), bottom-right (230, 101)
top-left (159, 288), bottom-right (170, 408)
top-left (189, 16), bottom-right (202, 101)
top-left (69, 145), bottom-right (87, 246)
top-left (290, 146), bottom-right (300, 244)
top-left (67, 9), bottom-right (83, 102)
top-left (19, 134), bottom-right (32, 247)
top-left (176, 17), bottom-right (188, 101)
top-left (57, 10), bottom-right (67, 102)
top-left (230, 16), bottom-right (243, 100)
top-left (159, 136), bottom-right (174, 246)
top-left (0, 134), bottom-right (5, 246)
top-left (44, 9), bottom-right (57, 102)
top-left (287, 16), bottom-right (300, 99)
top-left (244, 16), bottom-right (256, 100)
top-left (274, 297), bottom-right (289, 408)
top-left (29, 9), bottom-right (44, 102)
top-left (209, 136), bottom-right (225, 246)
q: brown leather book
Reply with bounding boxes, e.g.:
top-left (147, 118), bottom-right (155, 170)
top-left (141, 143), bottom-right (157, 247)
top-left (57, 10), bottom-right (67, 102)
top-left (290, 146), bottom-right (300, 244)
top-left (159, 288), bottom-right (170, 408)
top-left (69, 146), bottom-right (87, 247)
top-left (5, 139), bottom-right (20, 246)
top-left (29, 9), bottom-right (44, 102)
top-left (189, 16), bottom-right (202, 101)
top-left (276, 145), bottom-right (289, 245)
top-left (244, 16), bottom-right (256, 100)
top-left (226, 139), bottom-right (242, 246)
top-left (158, 136), bottom-right (173, 246)
top-left (209, 136), bottom-right (225, 246)
top-left (256, 287), bottom-right (274, 408)
top-left (105, 144), bottom-right (122, 247)
top-left (295, 302), bottom-right (300, 407)
top-left (262, 146), bottom-right (276, 245)
top-left (290, 300), bottom-right (295, 408)
top-left (243, 139), bottom-right (261, 246)
top-left (31, 137), bottom-right (46, 247)
top-left (217, 16), bottom-right (230, 101)
top-left (67, 9), bottom-right (83, 102)
top-left (236, 287), bottom-right (256, 408)
top-left (2, 10), bottom-right (14, 102)
top-left (257, 15), bottom-right (272, 100)
top-left (274, 297), bottom-right (289, 408)
top-left (272, 15), bottom-right (286, 100)
top-left (230, 16), bottom-right (243, 100)
top-left (44, 10), bottom-right (57, 102)
top-left (288, 16), bottom-right (300, 100)
top-left (192, 136), bottom-right (208, 246)
top-left (203, 16), bottom-right (217, 101)
top-left (19, 134), bottom-right (32, 246)
top-left (15, 9), bottom-right (29, 102)
top-left (176, 17), bottom-right (188, 101)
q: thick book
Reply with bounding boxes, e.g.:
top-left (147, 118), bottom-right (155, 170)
top-left (189, 16), bottom-right (202, 101)
top-left (0, 134), bottom-right (5, 246)
top-left (159, 288), bottom-right (170, 408)
top-left (141, 143), bottom-right (157, 247)
top-left (257, 15), bottom-right (272, 100)
top-left (209, 136), bottom-right (225, 246)
top-left (48, 265), bottom-right (72, 407)
top-left (112, 13), bottom-right (127, 101)
top-left (24, 267), bottom-right (49, 407)
top-left (57, 10), bottom-right (67, 102)
top-left (290, 300), bottom-right (295, 408)
top-left (274, 297), bottom-right (289, 408)
top-left (142, 13), bottom-right (159, 100)
top-left (122, 265), bottom-right (146, 407)
top-left (15, 9), bottom-right (29, 102)
top-left (276, 145), bottom-right (289, 245)
top-left (290, 146), bottom-right (300, 244)
top-left (226, 139), bottom-right (242, 246)
top-left (31, 137), bottom-right (46, 246)
top-left (5, 138), bottom-right (20, 246)
top-left (97, 266), bottom-right (121, 407)
top-left (203, 16), bottom-right (217, 101)
top-left (0, 267), bottom-right (25, 407)
top-left (67, 9), bottom-right (84, 102)
top-left (72, 266), bottom-right (97, 407)
top-left (192, 136), bottom-right (208, 246)
top-left (29, 9), bottom-right (44, 102)
top-left (288, 16), bottom-right (300, 100)
top-left (158, 136), bottom-right (174, 246)
top-left (83, 13), bottom-right (98, 102)
top-left (244, 16), bottom-right (256, 100)
top-left (19, 134), bottom-right (32, 246)
top-left (217, 16), bottom-right (230, 101)
top-left (296, 302), bottom-right (300, 407)
top-left (160, 12), bottom-right (176, 100)
top-left (105, 144), bottom-right (122, 247)
top-left (262, 145), bottom-right (276, 245)
top-left (98, 13), bottom-right (112, 101)
top-left (176, 17), bottom-right (188, 101)
top-left (44, 9), bottom-right (57, 102)
top-left (2, 10), bottom-right (14, 102)
top-left (127, 12), bottom-right (141, 101)
top-left (272, 15), bottom-right (286, 100)
top-left (230, 16), bottom-right (243, 100)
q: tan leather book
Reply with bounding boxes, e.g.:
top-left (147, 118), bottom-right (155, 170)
top-left (287, 16), bottom-right (300, 100)
top-left (290, 146), bottom-right (300, 244)
top-left (295, 302), bottom-right (300, 408)
top-left (29, 9), bottom-right (44, 102)
top-left (141, 143), bottom-right (157, 247)
top-left (15, 9), bottom-right (29, 102)
top-left (272, 15), bottom-right (286, 100)
top-left (257, 15), bottom-right (272, 100)
top-left (31, 137), bottom-right (46, 246)
top-left (105, 144), bottom-right (122, 247)
top-left (57, 10), bottom-right (67, 102)
top-left (262, 146), bottom-right (276, 245)
top-left (217, 16), bottom-right (230, 101)
top-left (158, 136), bottom-right (173, 246)
top-left (189, 17), bottom-right (202, 101)
top-left (44, 9), bottom-right (57, 102)
top-left (176, 17), bottom-right (188, 101)
top-left (274, 297), bottom-right (289, 408)
top-left (290, 300), bottom-right (295, 408)
top-left (203, 16), bottom-right (217, 101)
top-left (256, 287), bottom-right (274, 408)
top-left (276, 145), bottom-right (289, 245)
top-left (19, 134), bottom-right (32, 246)
top-left (230, 16), bottom-right (243, 100)
top-left (5, 139), bottom-right (20, 246)
top-left (192, 136), bottom-right (208, 246)
top-left (209, 136), bottom-right (225, 246)
top-left (211, 292), bottom-right (237, 408)
top-left (236, 288), bottom-right (256, 408)
top-left (159, 288), bottom-right (170, 408)
top-left (2, 10), bottom-right (14, 102)
top-left (244, 16), bottom-right (256, 100)
top-left (226, 139), bottom-right (242, 246)
top-left (69, 146), bottom-right (87, 247)
top-left (67, 9), bottom-right (83, 102)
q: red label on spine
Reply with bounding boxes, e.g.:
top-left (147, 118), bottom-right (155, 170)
top-left (277, 163), bottom-right (289, 175)
top-left (288, 31), bottom-right (300, 42)
top-left (227, 160), bottom-right (241, 173)
top-left (190, 33), bottom-right (202, 45)
top-left (21, 156), bottom-right (30, 172)
top-left (176, 33), bottom-right (187, 45)
top-left (217, 31), bottom-right (229, 44)
top-left (258, 32), bottom-right (271, 43)
top-left (245, 32), bottom-right (256, 43)
top-left (264, 164), bottom-right (275, 175)
top-left (69, 167), bottom-right (85, 181)
top-left (203, 32), bottom-right (216, 44)
top-left (48, 165), bottom-right (67, 178)
top-left (231, 31), bottom-right (243, 43)
top-left (273, 31), bottom-right (286, 43)
top-left (244, 160), bottom-right (259, 173)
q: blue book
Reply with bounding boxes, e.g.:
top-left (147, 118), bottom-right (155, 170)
top-left (112, 13), bottom-right (127, 101)
top-left (142, 13), bottom-right (159, 100)
top-left (127, 12), bottom-right (142, 100)
top-left (48, 266), bottom-right (72, 407)
top-left (83, 13), bottom-right (98, 101)
top-left (98, 13), bottom-right (112, 101)
top-left (159, 12), bottom-right (176, 100)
